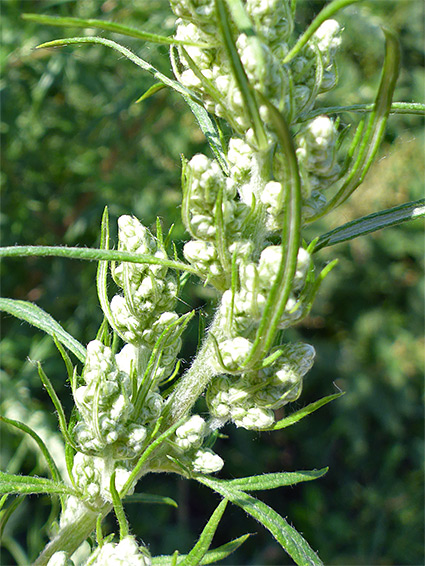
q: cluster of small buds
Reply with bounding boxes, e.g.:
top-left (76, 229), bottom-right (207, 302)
top-left (110, 215), bottom-right (178, 344)
top-left (165, 415), bottom-right (224, 474)
top-left (172, 0), bottom-right (341, 144)
top-left (73, 341), bottom-right (156, 459)
top-left (72, 452), bottom-right (134, 504)
top-left (182, 154), bottom-right (250, 285)
top-left (84, 536), bottom-right (151, 566)
top-left (220, 246), bottom-right (312, 334)
top-left (206, 342), bottom-right (315, 430)
top-left (295, 115), bottom-right (341, 217)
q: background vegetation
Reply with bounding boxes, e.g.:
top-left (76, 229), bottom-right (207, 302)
top-left (1, 1), bottom-right (423, 564)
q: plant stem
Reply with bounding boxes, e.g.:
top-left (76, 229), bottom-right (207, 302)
top-left (33, 503), bottom-right (111, 566)
top-left (163, 312), bottom-right (224, 426)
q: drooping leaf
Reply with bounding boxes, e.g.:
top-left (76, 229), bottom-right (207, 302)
top-left (314, 199), bottom-right (425, 251)
top-left (22, 13), bottom-right (208, 47)
top-left (197, 476), bottom-right (323, 566)
top-left (36, 36), bottom-right (201, 105)
top-left (0, 416), bottom-right (61, 484)
top-left (0, 298), bottom-right (86, 362)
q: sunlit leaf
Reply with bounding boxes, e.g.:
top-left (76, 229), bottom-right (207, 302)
top-left (0, 298), bottom-right (86, 362)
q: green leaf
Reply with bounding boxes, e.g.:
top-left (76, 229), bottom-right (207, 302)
top-left (197, 476), bottom-right (323, 566)
top-left (36, 363), bottom-right (77, 451)
top-left (0, 416), bottom-right (61, 484)
top-left (135, 83), bottom-right (166, 103)
top-left (243, 98), bottom-right (301, 368)
top-left (23, 13), bottom-right (209, 47)
top-left (215, 0), bottom-right (268, 149)
top-left (110, 472), bottom-right (129, 539)
top-left (181, 499), bottom-right (228, 566)
top-left (309, 27), bottom-right (401, 218)
top-left (314, 199), bottom-right (425, 251)
top-left (0, 495), bottom-right (26, 540)
top-left (36, 36), bottom-right (202, 106)
top-left (152, 534), bottom-right (251, 565)
top-left (0, 245), bottom-right (197, 274)
top-left (119, 418), bottom-right (186, 498)
top-left (267, 392), bottom-right (344, 431)
top-left (123, 493), bottom-right (178, 508)
top-left (0, 298), bottom-right (86, 362)
top-left (183, 96), bottom-right (229, 176)
top-left (215, 468), bottom-right (328, 491)
top-left (303, 101), bottom-right (425, 121)
top-left (283, 0), bottom-right (361, 63)
top-left (0, 471), bottom-right (74, 497)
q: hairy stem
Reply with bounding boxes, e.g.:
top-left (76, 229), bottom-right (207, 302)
top-left (163, 311), bottom-right (224, 426)
top-left (34, 503), bottom-right (110, 566)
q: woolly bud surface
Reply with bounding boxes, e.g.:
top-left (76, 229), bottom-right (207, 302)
top-left (192, 448), bottom-right (224, 473)
top-left (47, 552), bottom-right (74, 566)
top-left (87, 536), bottom-right (151, 566)
top-left (175, 415), bottom-right (206, 451)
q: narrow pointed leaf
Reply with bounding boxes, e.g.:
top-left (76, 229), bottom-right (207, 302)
top-left (0, 416), bottom-right (61, 484)
top-left (267, 392), bottom-right (344, 431)
top-left (37, 363), bottom-right (77, 451)
top-left (197, 476), bottom-right (323, 566)
top-left (215, 0), bottom-right (267, 149)
top-left (0, 471), bottom-right (74, 496)
top-left (110, 472), bottom-right (129, 539)
top-left (243, 99), bottom-right (301, 368)
top-left (0, 245), bottom-right (197, 274)
top-left (311, 27), bottom-right (401, 218)
top-left (136, 83), bottom-right (166, 103)
top-left (314, 199), bottom-right (425, 251)
top-left (181, 499), bottom-right (228, 566)
top-left (283, 0), bottom-right (361, 63)
top-left (23, 13), bottom-right (208, 47)
top-left (183, 96), bottom-right (229, 175)
top-left (152, 534), bottom-right (251, 565)
top-left (36, 36), bottom-right (202, 105)
top-left (123, 493), bottom-right (178, 508)
top-left (215, 468), bottom-right (328, 492)
top-left (0, 298), bottom-right (86, 362)
top-left (303, 101), bottom-right (425, 121)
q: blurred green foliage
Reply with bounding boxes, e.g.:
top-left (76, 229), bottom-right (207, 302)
top-left (1, 1), bottom-right (423, 565)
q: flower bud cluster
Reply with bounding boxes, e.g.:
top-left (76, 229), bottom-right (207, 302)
top-left (85, 536), bottom-right (151, 566)
top-left (171, 0), bottom-right (341, 143)
top-left (295, 116), bottom-right (341, 218)
top-left (182, 154), bottom-right (250, 285)
top-left (72, 452), bottom-right (134, 504)
top-left (110, 215), bottom-right (182, 380)
top-left (206, 342), bottom-right (315, 430)
top-left (73, 341), bottom-right (159, 459)
top-left (220, 246), bottom-right (312, 333)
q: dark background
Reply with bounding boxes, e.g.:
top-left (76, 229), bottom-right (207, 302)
top-left (1, 1), bottom-right (424, 564)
